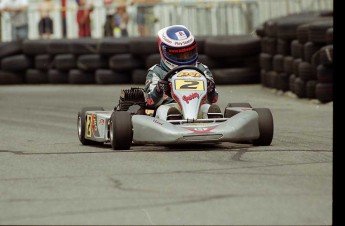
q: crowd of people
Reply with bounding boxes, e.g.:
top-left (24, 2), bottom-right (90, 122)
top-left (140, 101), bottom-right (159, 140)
top-left (0, 0), bottom-right (161, 41)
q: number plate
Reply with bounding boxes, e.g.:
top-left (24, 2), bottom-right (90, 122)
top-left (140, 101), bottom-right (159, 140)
top-left (174, 79), bottom-right (204, 91)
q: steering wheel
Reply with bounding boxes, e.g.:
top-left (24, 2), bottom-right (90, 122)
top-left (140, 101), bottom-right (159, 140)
top-left (163, 65), bottom-right (206, 81)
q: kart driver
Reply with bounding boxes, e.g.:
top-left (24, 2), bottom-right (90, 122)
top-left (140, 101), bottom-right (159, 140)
top-left (143, 24), bottom-right (221, 120)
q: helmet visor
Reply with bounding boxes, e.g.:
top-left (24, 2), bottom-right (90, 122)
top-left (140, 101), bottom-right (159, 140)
top-left (162, 42), bottom-right (198, 63)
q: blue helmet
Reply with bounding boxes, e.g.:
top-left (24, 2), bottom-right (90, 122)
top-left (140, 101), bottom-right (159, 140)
top-left (157, 25), bottom-right (198, 69)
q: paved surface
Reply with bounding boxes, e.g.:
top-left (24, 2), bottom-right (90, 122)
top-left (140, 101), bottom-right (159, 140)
top-left (0, 84), bottom-right (332, 225)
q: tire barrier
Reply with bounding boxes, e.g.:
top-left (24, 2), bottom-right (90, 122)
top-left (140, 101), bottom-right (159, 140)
top-left (0, 34), bottom-right (262, 86)
top-left (0, 10), bottom-right (333, 104)
top-left (256, 10), bottom-right (333, 103)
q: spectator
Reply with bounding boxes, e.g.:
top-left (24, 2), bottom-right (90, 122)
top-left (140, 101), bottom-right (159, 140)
top-left (76, 0), bottom-right (93, 37)
top-left (113, 3), bottom-right (129, 37)
top-left (38, 0), bottom-right (54, 39)
top-left (0, 0), bottom-right (29, 41)
top-left (103, 0), bottom-right (114, 37)
top-left (130, 0), bottom-right (160, 37)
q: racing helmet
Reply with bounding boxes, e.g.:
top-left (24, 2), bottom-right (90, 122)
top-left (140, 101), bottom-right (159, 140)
top-left (157, 25), bottom-right (198, 70)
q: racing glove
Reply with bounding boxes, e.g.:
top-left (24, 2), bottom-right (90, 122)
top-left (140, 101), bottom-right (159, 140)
top-left (156, 79), bottom-right (170, 94)
top-left (207, 78), bottom-right (216, 94)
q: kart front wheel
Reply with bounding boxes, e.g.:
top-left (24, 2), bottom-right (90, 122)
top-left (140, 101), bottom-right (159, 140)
top-left (110, 111), bottom-right (133, 150)
top-left (77, 107), bottom-right (104, 145)
top-left (252, 108), bottom-right (274, 146)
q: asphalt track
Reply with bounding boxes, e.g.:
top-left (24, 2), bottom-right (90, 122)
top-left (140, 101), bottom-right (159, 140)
top-left (0, 84), bottom-right (332, 225)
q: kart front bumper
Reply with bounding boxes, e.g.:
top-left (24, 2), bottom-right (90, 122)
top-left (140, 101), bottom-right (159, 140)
top-left (132, 110), bottom-right (260, 145)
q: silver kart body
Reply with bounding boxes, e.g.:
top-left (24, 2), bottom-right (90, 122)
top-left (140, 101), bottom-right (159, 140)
top-left (83, 69), bottom-right (261, 145)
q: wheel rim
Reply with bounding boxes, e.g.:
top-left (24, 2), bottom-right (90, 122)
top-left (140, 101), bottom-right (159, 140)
top-left (77, 116), bottom-right (82, 139)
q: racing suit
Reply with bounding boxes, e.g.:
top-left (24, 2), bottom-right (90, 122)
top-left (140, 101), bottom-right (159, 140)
top-left (143, 60), bottom-right (219, 120)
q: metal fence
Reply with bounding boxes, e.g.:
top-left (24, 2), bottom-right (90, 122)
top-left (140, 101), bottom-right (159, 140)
top-left (0, 0), bottom-right (333, 41)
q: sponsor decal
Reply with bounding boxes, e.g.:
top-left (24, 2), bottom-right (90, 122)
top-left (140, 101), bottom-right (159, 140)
top-left (186, 126), bottom-right (217, 133)
top-left (162, 33), bottom-right (172, 44)
top-left (182, 93), bottom-right (199, 104)
top-left (86, 114), bottom-right (92, 137)
top-left (177, 71), bottom-right (201, 77)
top-left (174, 38), bottom-right (193, 46)
top-left (92, 114), bottom-right (98, 133)
top-left (153, 119), bottom-right (163, 125)
top-left (168, 43), bottom-right (197, 53)
top-left (146, 98), bottom-right (154, 105)
top-left (99, 118), bottom-right (105, 125)
top-left (175, 31), bottom-right (188, 40)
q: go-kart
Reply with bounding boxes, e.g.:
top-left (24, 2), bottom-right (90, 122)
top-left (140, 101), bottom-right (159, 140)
top-left (77, 65), bottom-right (274, 150)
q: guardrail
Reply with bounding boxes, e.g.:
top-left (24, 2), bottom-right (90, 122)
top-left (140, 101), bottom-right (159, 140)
top-left (0, 0), bottom-right (332, 41)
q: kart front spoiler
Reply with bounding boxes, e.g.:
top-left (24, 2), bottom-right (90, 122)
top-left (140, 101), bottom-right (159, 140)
top-left (132, 110), bottom-right (260, 144)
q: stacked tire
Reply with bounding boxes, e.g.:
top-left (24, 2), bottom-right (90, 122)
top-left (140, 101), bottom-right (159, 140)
top-left (0, 34), bottom-right (263, 86)
top-left (257, 10), bottom-right (333, 103)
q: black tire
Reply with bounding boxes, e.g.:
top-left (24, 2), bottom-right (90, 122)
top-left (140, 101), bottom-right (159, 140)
top-left (224, 103), bottom-right (252, 118)
top-left (293, 58), bottom-right (302, 77)
top-left (77, 107), bottom-right (105, 145)
top-left (22, 39), bottom-right (50, 55)
top-left (325, 28), bottom-right (333, 44)
top-left (110, 111), bottom-right (133, 150)
top-left (77, 54), bottom-right (108, 71)
top-left (261, 36), bottom-right (277, 55)
top-left (259, 53), bottom-right (273, 71)
top-left (277, 39), bottom-right (290, 56)
top-left (99, 37), bottom-right (130, 56)
top-left (273, 54), bottom-right (284, 73)
top-left (1, 54), bottom-right (33, 71)
top-left (0, 40), bottom-right (23, 59)
top-left (129, 37), bottom-right (159, 56)
top-left (303, 42), bottom-right (322, 63)
top-left (306, 80), bottom-right (317, 99)
top-left (289, 74), bottom-right (296, 93)
top-left (47, 39), bottom-right (71, 55)
top-left (315, 83), bottom-right (333, 103)
top-left (0, 70), bottom-right (25, 84)
top-left (298, 61), bottom-right (315, 81)
top-left (70, 38), bottom-right (98, 55)
top-left (35, 54), bottom-right (54, 70)
top-left (204, 35), bottom-right (261, 58)
top-left (54, 54), bottom-right (76, 71)
top-left (290, 40), bottom-right (303, 59)
top-left (48, 69), bottom-right (69, 84)
top-left (277, 72), bottom-right (289, 91)
top-left (252, 108), bottom-right (274, 146)
top-left (109, 54), bottom-right (143, 71)
top-left (308, 19), bottom-right (333, 44)
top-left (25, 69), bottom-right (49, 84)
top-left (319, 45), bottom-right (333, 66)
top-left (283, 56), bottom-right (294, 74)
top-left (69, 69), bottom-right (95, 84)
top-left (212, 68), bottom-right (260, 85)
top-left (95, 69), bottom-right (131, 84)
top-left (294, 77), bottom-right (306, 98)
top-left (316, 65), bottom-right (333, 83)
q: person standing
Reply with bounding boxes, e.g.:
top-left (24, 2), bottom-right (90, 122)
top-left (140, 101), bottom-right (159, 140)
top-left (0, 0), bottom-right (29, 41)
top-left (103, 0), bottom-right (114, 37)
top-left (130, 0), bottom-right (160, 37)
top-left (76, 0), bottom-right (93, 37)
top-left (113, 3), bottom-right (128, 37)
top-left (38, 0), bottom-right (54, 39)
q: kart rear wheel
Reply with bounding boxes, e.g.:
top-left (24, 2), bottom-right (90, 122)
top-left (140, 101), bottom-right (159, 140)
top-left (252, 108), bottom-right (274, 146)
top-left (77, 107), bottom-right (104, 145)
top-left (224, 102), bottom-right (252, 118)
top-left (110, 111), bottom-right (133, 150)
